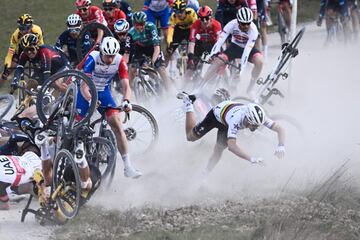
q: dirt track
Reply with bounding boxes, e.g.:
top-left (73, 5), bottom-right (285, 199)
top-left (1, 23), bottom-right (360, 240)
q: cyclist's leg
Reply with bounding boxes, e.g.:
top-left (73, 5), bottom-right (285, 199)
top-left (0, 181), bottom-right (10, 210)
top-left (247, 49), bottom-right (263, 93)
top-left (349, 2), bottom-right (359, 38)
top-left (186, 108), bottom-right (218, 142)
top-left (159, 7), bottom-right (170, 41)
top-left (165, 26), bottom-right (182, 65)
top-left (144, 9), bottom-right (156, 25)
top-left (282, 1), bottom-right (292, 31)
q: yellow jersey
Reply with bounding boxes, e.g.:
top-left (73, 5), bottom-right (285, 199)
top-left (4, 24), bottom-right (44, 68)
top-left (167, 8), bottom-right (197, 45)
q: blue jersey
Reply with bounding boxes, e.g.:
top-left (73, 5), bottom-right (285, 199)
top-left (55, 30), bottom-right (92, 64)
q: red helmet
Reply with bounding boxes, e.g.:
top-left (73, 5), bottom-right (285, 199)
top-left (197, 6), bottom-right (212, 18)
top-left (75, 0), bottom-right (91, 7)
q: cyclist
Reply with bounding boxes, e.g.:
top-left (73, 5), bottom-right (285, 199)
top-left (277, 0), bottom-right (292, 41)
top-left (1, 14), bottom-right (44, 83)
top-left (215, 0), bottom-right (257, 27)
top-left (102, 0), bottom-right (126, 33)
top-left (177, 92), bottom-right (285, 174)
top-left (205, 7), bottom-right (263, 94)
top-left (316, 0), bottom-right (351, 40)
top-left (255, 0), bottom-right (270, 61)
top-left (55, 14), bottom-right (92, 67)
top-left (76, 36), bottom-right (142, 179)
top-left (165, 0), bottom-right (197, 65)
top-left (347, 0), bottom-right (359, 39)
top-left (11, 34), bottom-right (70, 92)
top-left (143, 0), bottom-right (172, 41)
top-left (124, 11), bottom-right (173, 92)
top-left (115, 0), bottom-right (134, 27)
top-left (114, 19), bottom-right (131, 55)
top-left (186, 6), bottom-right (222, 80)
top-left (75, 0), bottom-right (107, 45)
top-left (184, 0), bottom-right (200, 12)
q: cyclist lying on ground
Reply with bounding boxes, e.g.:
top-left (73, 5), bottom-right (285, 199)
top-left (206, 7), bottom-right (263, 94)
top-left (77, 36), bottom-right (142, 179)
top-left (177, 92), bottom-right (285, 175)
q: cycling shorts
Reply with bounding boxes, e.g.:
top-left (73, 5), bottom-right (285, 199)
top-left (223, 42), bottom-right (262, 63)
top-left (145, 7), bottom-right (171, 28)
top-left (76, 87), bottom-right (117, 118)
top-left (131, 46), bottom-right (165, 69)
top-left (192, 109), bottom-right (228, 147)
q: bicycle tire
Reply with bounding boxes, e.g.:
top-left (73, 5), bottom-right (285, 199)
top-left (0, 94), bottom-right (15, 120)
top-left (275, 27), bottom-right (305, 75)
top-left (60, 82), bottom-right (78, 130)
top-left (36, 69), bottom-right (98, 129)
top-left (52, 149), bottom-right (81, 220)
top-left (76, 22), bottom-right (113, 63)
top-left (125, 104), bottom-right (159, 155)
top-left (88, 137), bottom-right (116, 181)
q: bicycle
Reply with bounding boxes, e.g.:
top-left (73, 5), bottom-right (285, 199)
top-left (0, 94), bottom-right (14, 121)
top-left (91, 103), bottom-right (159, 157)
top-left (233, 27), bottom-right (305, 106)
top-left (130, 56), bottom-right (163, 104)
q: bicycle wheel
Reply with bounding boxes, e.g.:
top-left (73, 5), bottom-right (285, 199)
top-left (124, 104), bottom-right (159, 155)
top-left (87, 137), bottom-right (116, 181)
top-left (59, 82), bottom-right (78, 130)
top-left (36, 69), bottom-right (98, 129)
top-left (76, 22), bottom-right (113, 63)
top-left (0, 94), bottom-right (14, 120)
top-left (275, 27), bottom-right (305, 75)
top-left (52, 149), bottom-right (81, 220)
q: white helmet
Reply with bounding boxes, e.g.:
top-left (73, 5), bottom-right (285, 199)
top-left (245, 103), bottom-right (265, 125)
top-left (100, 36), bottom-right (120, 55)
top-left (236, 7), bottom-right (253, 24)
top-left (114, 19), bottom-right (130, 33)
top-left (67, 14), bottom-right (82, 27)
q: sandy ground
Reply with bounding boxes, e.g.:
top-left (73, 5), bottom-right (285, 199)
top-left (1, 22), bottom-right (360, 239)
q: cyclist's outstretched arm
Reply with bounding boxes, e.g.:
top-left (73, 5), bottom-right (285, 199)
top-left (270, 122), bottom-right (285, 147)
top-left (118, 58), bottom-right (131, 100)
top-left (240, 33), bottom-right (257, 74)
top-left (210, 30), bottom-right (229, 57)
top-left (227, 138), bottom-right (252, 162)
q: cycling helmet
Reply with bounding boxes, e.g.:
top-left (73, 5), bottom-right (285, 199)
top-left (20, 33), bottom-right (39, 48)
top-left (197, 6), bottom-right (212, 18)
top-left (173, 0), bottom-right (187, 12)
top-left (67, 14), bottom-right (82, 27)
top-left (17, 14), bottom-right (33, 25)
top-left (75, 0), bottom-right (91, 7)
top-left (100, 36), bottom-right (120, 55)
top-left (245, 103), bottom-right (265, 125)
top-left (132, 11), bottom-right (147, 24)
top-left (237, 7), bottom-right (253, 24)
top-left (114, 19), bottom-right (130, 33)
top-left (103, 0), bottom-right (117, 8)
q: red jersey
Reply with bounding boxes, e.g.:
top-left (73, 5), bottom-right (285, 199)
top-left (76, 6), bottom-right (107, 26)
top-left (189, 19), bottom-right (222, 44)
top-left (103, 9), bottom-right (126, 32)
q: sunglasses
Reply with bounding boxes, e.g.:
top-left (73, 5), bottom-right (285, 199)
top-left (239, 22), bottom-right (251, 26)
top-left (200, 16), bottom-right (210, 22)
top-left (18, 24), bottom-right (32, 31)
top-left (174, 10), bottom-right (185, 14)
top-left (134, 22), bottom-right (145, 27)
top-left (78, 7), bottom-right (89, 13)
top-left (69, 27), bottom-right (81, 33)
top-left (104, 7), bottom-right (114, 11)
top-left (24, 47), bottom-right (37, 54)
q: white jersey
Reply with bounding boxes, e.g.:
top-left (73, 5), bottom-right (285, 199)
top-left (83, 51), bottom-right (126, 91)
top-left (148, 0), bottom-right (169, 12)
top-left (213, 101), bottom-right (274, 139)
top-left (0, 152), bottom-right (42, 186)
top-left (210, 19), bottom-right (259, 73)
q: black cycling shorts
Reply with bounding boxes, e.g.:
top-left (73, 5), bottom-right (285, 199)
top-left (223, 42), bottom-right (262, 63)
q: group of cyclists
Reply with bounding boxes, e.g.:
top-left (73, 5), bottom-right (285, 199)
top-left (0, 0), bottom-right (353, 223)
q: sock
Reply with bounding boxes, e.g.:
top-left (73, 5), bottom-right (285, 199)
top-left (263, 45), bottom-right (268, 61)
top-left (122, 154), bottom-right (132, 169)
top-left (40, 141), bottom-right (50, 161)
top-left (184, 100), bottom-right (194, 113)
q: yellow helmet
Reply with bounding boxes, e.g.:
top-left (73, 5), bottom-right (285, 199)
top-left (32, 169), bottom-right (44, 184)
top-left (20, 33), bottom-right (39, 48)
top-left (17, 14), bottom-right (33, 26)
top-left (173, 0), bottom-right (186, 12)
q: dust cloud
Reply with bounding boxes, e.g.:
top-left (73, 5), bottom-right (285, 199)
top-left (93, 24), bottom-right (360, 210)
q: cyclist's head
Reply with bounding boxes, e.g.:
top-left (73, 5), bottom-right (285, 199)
top-left (76, 0), bottom-right (91, 17)
top-left (32, 169), bottom-right (44, 185)
top-left (198, 6), bottom-right (212, 26)
top-left (114, 19), bottom-right (130, 40)
top-left (100, 36), bottom-right (120, 64)
top-left (237, 7), bottom-right (253, 29)
top-left (245, 103), bottom-right (265, 129)
top-left (173, 0), bottom-right (187, 14)
top-left (17, 14), bottom-right (33, 33)
top-left (20, 33), bottom-right (39, 49)
top-left (103, 0), bottom-right (117, 12)
top-left (75, 0), bottom-right (91, 7)
top-left (67, 13), bottom-right (82, 27)
top-left (132, 11), bottom-right (147, 31)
